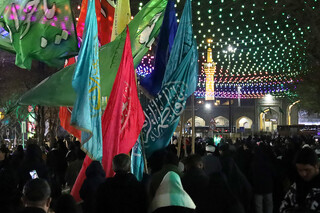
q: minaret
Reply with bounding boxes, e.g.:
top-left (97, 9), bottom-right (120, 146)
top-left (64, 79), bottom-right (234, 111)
top-left (204, 39), bottom-right (216, 100)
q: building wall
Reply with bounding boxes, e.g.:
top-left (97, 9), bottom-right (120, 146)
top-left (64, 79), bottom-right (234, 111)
top-left (183, 100), bottom-right (255, 131)
top-left (183, 97), bottom-right (297, 134)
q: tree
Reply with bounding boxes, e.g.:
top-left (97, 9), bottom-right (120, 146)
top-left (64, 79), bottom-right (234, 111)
top-left (296, 70), bottom-right (320, 112)
top-left (0, 95), bottom-right (30, 142)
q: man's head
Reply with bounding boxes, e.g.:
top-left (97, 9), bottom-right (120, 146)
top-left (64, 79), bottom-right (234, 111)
top-left (183, 154), bottom-right (204, 171)
top-left (112, 154), bottom-right (131, 174)
top-left (22, 179), bottom-right (51, 212)
top-left (295, 147), bottom-right (319, 182)
top-left (164, 151), bottom-right (179, 166)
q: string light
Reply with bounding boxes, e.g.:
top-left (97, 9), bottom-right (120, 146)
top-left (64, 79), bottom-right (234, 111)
top-left (135, 0), bottom-right (315, 99)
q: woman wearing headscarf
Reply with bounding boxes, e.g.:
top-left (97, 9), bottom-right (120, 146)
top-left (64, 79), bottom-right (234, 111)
top-left (149, 171), bottom-right (196, 213)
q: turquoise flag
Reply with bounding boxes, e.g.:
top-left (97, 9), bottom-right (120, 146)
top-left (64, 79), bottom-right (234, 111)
top-left (142, 0), bottom-right (198, 158)
top-left (71, 0), bottom-right (102, 161)
top-left (131, 137), bottom-right (144, 181)
top-left (131, 0), bottom-right (176, 172)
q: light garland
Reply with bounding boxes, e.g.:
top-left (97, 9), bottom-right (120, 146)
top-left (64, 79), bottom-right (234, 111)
top-left (135, 0), bottom-right (315, 99)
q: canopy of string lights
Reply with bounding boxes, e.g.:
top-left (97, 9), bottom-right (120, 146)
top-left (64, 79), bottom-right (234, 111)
top-left (136, 0), bottom-right (318, 99)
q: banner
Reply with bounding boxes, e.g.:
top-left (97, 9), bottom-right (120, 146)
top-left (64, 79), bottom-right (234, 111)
top-left (0, 0), bottom-right (78, 69)
top-left (70, 0), bottom-right (102, 160)
top-left (18, 0), bottom-right (168, 106)
top-left (142, 0), bottom-right (199, 158)
top-left (140, 0), bottom-right (177, 96)
top-left (111, 0), bottom-right (131, 41)
top-left (101, 27), bottom-right (145, 177)
top-left (77, 0), bottom-right (115, 45)
top-left (59, 0), bottom-right (115, 141)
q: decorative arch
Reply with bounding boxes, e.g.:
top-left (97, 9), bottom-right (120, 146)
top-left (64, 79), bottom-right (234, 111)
top-left (259, 107), bottom-right (279, 132)
top-left (236, 116), bottom-right (253, 129)
top-left (214, 116), bottom-right (229, 127)
top-left (187, 116), bottom-right (206, 127)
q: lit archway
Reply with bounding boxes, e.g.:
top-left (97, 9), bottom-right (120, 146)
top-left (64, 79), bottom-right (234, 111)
top-left (187, 116), bottom-right (206, 127)
top-left (214, 116), bottom-right (229, 127)
top-left (259, 108), bottom-right (279, 132)
top-left (236, 116), bottom-right (253, 129)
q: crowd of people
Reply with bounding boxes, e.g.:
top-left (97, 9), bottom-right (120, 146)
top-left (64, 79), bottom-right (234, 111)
top-left (0, 134), bottom-right (319, 213)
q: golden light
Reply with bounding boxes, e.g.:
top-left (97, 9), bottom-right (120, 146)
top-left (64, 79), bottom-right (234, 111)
top-left (204, 45), bottom-right (216, 100)
top-left (0, 112), bottom-right (4, 120)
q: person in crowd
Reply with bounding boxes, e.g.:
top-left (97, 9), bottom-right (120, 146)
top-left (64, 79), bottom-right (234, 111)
top-left (219, 142), bottom-right (253, 213)
top-left (96, 153), bottom-right (147, 213)
top-left (20, 178), bottom-right (52, 213)
top-left (47, 140), bottom-right (68, 189)
top-left (0, 144), bottom-right (10, 170)
top-left (182, 154), bottom-right (209, 213)
top-left (18, 144), bottom-right (49, 191)
top-left (66, 141), bottom-right (82, 163)
top-left (201, 144), bottom-right (222, 175)
top-left (0, 168), bottom-right (22, 213)
top-left (148, 149), bottom-right (169, 175)
top-left (11, 145), bottom-right (25, 168)
top-left (80, 160), bottom-right (106, 213)
top-left (65, 147), bottom-right (86, 190)
top-left (55, 194), bottom-right (81, 213)
top-left (149, 171), bottom-right (196, 213)
top-left (251, 143), bottom-right (276, 213)
top-left (182, 154), bottom-right (244, 213)
top-left (235, 141), bottom-right (253, 180)
top-left (149, 150), bottom-right (182, 200)
top-left (280, 147), bottom-right (320, 212)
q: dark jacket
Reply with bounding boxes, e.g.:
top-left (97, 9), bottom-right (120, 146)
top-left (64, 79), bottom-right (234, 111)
top-left (208, 172), bottom-right (245, 213)
top-left (220, 156), bottom-right (252, 212)
top-left (47, 149), bottom-right (68, 183)
top-left (182, 167), bottom-right (244, 213)
top-left (250, 146), bottom-right (276, 194)
top-left (80, 161), bottom-right (106, 213)
top-left (65, 159), bottom-right (83, 189)
top-left (96, 172), bottom-right (147, 213)
top-left (202, 154), bottom-right (222, 175)
top-left (182, 167), bottom-right (210, 213)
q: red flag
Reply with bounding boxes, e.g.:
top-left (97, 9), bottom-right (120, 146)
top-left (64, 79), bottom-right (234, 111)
top-left (100, 0), bottom-right (116, 45)
top-left (101, 26), bottom-right (145, 177)
top-left (59, 107), bottom-right (81, 140)
top-left (70, 156), bottom-right (92, 201)
top-left (77, 0), bottom-right (115, 45)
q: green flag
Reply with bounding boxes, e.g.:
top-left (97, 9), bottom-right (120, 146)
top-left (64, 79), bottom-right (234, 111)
top-left (0, 0), bottom-right (78, 69)
top-left (18, 0), bottom-right (168, 106)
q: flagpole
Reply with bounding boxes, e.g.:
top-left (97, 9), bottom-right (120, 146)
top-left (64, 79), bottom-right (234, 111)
top-left (183, 112), bottom-right (188, 157)
top-left (183, 135), bottom-right (188, 157)
top-left (177, 114), bottom-right (183, 158)
top-left (140, 134), bottom-right (149, 174)
top-left (191, 93), bottom-right (195, 154)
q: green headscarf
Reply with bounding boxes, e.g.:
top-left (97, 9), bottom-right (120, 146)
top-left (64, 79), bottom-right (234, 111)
top-left (149, 171), bottom-right (196, 212)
